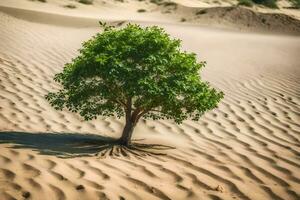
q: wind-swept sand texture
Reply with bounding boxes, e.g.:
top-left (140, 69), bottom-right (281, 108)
top-left (0, 0), bottom-right (300, 200)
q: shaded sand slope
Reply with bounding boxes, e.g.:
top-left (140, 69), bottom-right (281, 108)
top-left (0, 7), bottom-right (300, 200)
top-left (1, 0), bottom-right (300, 35)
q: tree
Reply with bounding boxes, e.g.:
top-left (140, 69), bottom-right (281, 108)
top-left (252, 0), bottom-right (277, 8)
top-left (45, 22), bottom-right (224, 146)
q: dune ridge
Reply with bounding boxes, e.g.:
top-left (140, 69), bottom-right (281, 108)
top-left (0, 1), bottom-right (300, 200)
top-left (1, 1), bottom-right (300, 35)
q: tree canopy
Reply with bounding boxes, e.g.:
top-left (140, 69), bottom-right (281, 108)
top-left (46, 22), bottom-right (223, 145)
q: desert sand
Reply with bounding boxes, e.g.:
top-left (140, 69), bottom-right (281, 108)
top-left (0, 0), bottom-right (300, 200)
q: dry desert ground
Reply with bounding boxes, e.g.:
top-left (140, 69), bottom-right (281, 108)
top-left (0, 0), bottom-right (300, 200)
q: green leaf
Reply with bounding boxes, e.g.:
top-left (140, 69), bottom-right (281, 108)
top-left (46, 22), bottom-right (224, 124)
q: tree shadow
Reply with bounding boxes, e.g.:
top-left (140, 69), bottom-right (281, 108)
top-left (0, 131), bottom-right (174, 158)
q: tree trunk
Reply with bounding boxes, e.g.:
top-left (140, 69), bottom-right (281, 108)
top-left (118, 119), bottom-right (136, 146)
top-left (118, 98), bottom-right (141, 146)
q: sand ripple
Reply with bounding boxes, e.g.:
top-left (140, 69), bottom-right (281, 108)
top-left (0, 8), bottom-right (300, 200)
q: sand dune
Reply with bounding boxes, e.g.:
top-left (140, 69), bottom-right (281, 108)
top-left (1, 0), bottom-right (300, 34)
top-left (0, 0), bottom-right (300, 200)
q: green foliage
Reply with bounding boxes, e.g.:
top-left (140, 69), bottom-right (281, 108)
top-left (252, 0), bottom-right (278, 8)
top-left (46, 22), bottom-right (223, 124)
top-left (150, 0), bottom-right (163, 5)
top-left (290, 0), bottom-right (300, 8)
top-left (150, 0), bottom-right (177, 7)
top-left (162, 2), bottom-right (177, 7)
top-left (64, 4), bottom-right (77, 9)
top-left (31, 0), bottom-right (46, 2)
top-left (238, 0), bottom-right (254, 7)
top-left (237, 0), bottom-right (278, 8)
top-left (196, 9), bottom-right (207, 15)
top-left (78, 0), bottom-right (93, 5)
top-left (137, 9), bottom-right (147, 12)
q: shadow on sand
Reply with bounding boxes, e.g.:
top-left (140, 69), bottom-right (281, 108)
top-left (0, 131), bottom-right (174, 158)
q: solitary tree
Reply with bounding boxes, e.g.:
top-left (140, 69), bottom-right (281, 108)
top-left (46, 22), bottom-right (223, 146)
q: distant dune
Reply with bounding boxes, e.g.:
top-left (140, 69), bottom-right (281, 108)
top-left (0, 0), bottom-right (299, 200)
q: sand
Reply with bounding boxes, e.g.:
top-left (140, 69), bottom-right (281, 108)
top-left (0, 0), bottom-right (300, 200)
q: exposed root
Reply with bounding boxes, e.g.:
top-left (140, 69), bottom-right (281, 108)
top-left (96, 142), bottom-right (175, 159)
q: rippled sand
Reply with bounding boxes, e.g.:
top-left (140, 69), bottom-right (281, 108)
top-left (0, 1), bottom-right (300, 200)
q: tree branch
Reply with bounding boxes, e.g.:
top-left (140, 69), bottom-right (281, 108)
top-left (121, 97), bottom-right (131, 123)
top-left (149, 109), bottom-right (162, 113)
top-left (136, 108), bottom-right (153, 121)
top-left (131, 107), bottom-right (142, 123)
top-left (115, 99), bottom-right (127, 108)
